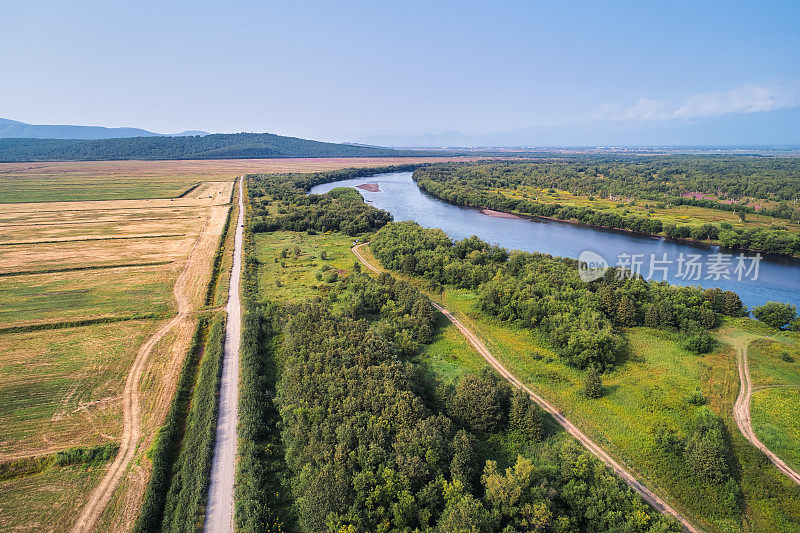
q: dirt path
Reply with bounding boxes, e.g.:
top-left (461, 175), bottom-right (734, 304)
top-left (731, 336), bottom-right (800, 485)
top-left (352, 244), bottom-right (699, 532)
top-left (70, 196), bottom-right (221, 533)
top-left (203, 178), bottom-right (244, 532)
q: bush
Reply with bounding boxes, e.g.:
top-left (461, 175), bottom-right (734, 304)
top-left (686, 389), bottom-right (707, 406)
top-left (584, 367), bottom-right (603, 399)
top-left (752, 302), bottom-right (798, 330)
top-left (683, 332), bottom-right (715, 354)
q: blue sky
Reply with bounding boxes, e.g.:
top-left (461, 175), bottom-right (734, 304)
top-left (1, 0), bottom-right (799, 143)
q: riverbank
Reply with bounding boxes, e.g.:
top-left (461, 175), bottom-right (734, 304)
top-left (308, 171), bottom-right (800, 310)
top-left (440, 195), bottom-right (800, 260)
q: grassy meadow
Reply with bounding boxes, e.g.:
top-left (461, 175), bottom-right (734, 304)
top-left (751, 388), bottom-right (800, 472)
top-left (494, 185), bottom-right (800, 234)
top-left (745, 334), bottom-right (800, 473)
top-left (253, 230), bottom-right (357, 302)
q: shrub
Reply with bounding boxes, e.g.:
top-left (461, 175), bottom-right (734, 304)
top-left (584, 367), bottom-right (603, 399)
top-left (683, 332), bottom-right (715, 354)
top-left (752, 302), bottom-right (798, 330)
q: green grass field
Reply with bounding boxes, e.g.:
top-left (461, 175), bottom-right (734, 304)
top-left (0, 266), bottom-right (174, 327)
top-left (253, 230), bottom-right (357, 302)
top-left (751, 388), bottom-right (800, 473)
top-left (494, 185), bottom-right (800, 235)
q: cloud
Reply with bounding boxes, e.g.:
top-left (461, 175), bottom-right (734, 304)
top-left (593, 83), bottom-right (800, 121)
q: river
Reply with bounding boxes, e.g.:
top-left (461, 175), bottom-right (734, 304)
top-left (310, 171), bottom-right (800, 310)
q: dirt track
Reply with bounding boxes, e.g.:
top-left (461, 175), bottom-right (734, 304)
top-left (732, 338), bottom-right (800, 485)
top-left (203, 178), bottom-right (244, 532)
top-left (70, 197), bottom-right (222, 533)
top-left (352, 243), bottom-right (698, 532)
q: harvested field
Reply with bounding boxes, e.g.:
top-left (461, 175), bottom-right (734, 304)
top-left (0, 320), bottom-right (154, 459)
top-left (0, 170), bottom-right (237, 531)
top-left (0, 463), bottom-right (108, 532)
top-left (0, 157), bottom-right (474, 203)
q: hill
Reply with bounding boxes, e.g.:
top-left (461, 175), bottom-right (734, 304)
top-left (0, 132), bottom-right (433, 162)
top-left (0, 118), bottom-right (206, 140)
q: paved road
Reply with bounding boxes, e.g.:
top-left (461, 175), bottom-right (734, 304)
top-left (352, 243), bottom-right (699, 533)
top-left (732, 338), bottom-right (800, 485)
top-left (204, 177), bottom-right (244, 532)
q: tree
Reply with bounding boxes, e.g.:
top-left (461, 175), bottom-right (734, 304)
top-left (598, 285), bottom-right (617, 315)
top-left (616, 296), bottom-right (638, 326)
top-left (584, 367), bottom-right (603, 399)
top-left (644, 305), bottom-right (660, 328)
top-left (438, 487), bottom-right (494, 533)
top-left (752, 302), bottom-right (798, 330)
top-left (509, 389), bottom-right (544, 441)
top-left (451, 370), bottom-right (509, 434)
top-left (450, 430), bottom-right (479, 489)
top-left (683, 332), bottom-right (715, 354)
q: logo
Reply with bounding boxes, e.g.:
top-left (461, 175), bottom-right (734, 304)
top-left (578, 250), bottom-right (609, 282)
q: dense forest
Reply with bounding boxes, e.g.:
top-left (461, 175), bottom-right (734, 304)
top-left (0, 133), bottom-right (438, 161)
top-left (270, 273), bottom-right (682, 532)
top-left (414, 160), bottom-right (800, 256)
top-left (370, 221), bottom-right (744, 369)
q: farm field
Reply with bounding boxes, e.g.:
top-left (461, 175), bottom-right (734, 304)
top-left (0, 167), bottom-right (237, 532)
top-left (352, 242), bottom-right (800, 532)
top-left (0, 462), bottom-right (107, 532)
top-left (0, 320), bottom-right (153, 459)
top-left (0, 156), bottom-right (475, 203)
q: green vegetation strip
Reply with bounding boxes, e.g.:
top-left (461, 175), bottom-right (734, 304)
top-left (235, 184), bottom-right (293, 531)
top-left (204, 195), bottom-right (235, 306)
top-left (0, 444), bottom-right (119, 481)
top-left (133, 313), bottom-right (225, 532)
top-left (0, 261), bottom-right (173, 277)
top-left (175, 182), bottom-right (201, 198)
top-left (0, 313), bottom-right (162, 334)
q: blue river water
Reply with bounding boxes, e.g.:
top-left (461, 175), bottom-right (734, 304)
top-left (310, 171), bottom-right (800, 310)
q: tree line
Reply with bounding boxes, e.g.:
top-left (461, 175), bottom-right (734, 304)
top-left (0, 134), bottom-right (438, 162)
top-left (370, 221), bottom-right (745, 369)
top-left (413, 161), bottom-right (800, 256)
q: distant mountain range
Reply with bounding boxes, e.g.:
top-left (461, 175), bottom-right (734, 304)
top-left (0, 132), bottom-right (437, 162)
top-left (355, 108), bottom-right (800, 148)
top-left (0, 118), bottom-right (208, 140)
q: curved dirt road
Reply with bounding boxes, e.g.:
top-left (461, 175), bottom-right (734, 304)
top-left (71, 194), bottom-right (222, 533)
top-left (732, 339), bottom-right (800, 485)
top-left (352, 244), bottom-right (698, 532)
top-left (204, 177), bottom-right (244, 532)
